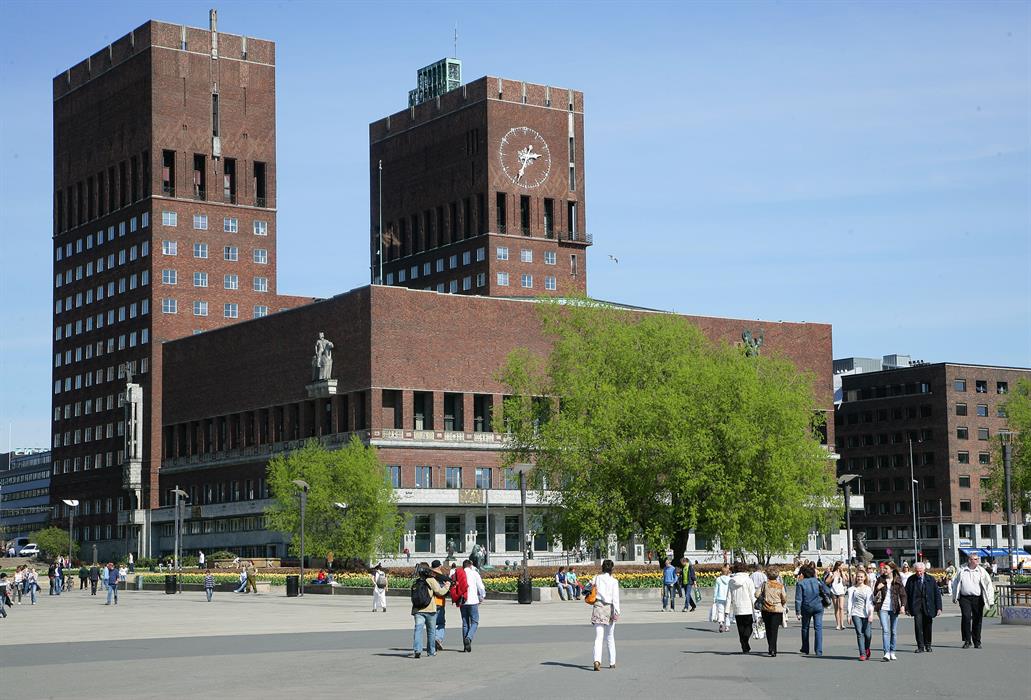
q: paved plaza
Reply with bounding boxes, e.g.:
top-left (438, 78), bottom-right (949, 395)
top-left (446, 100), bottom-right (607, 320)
top-left (1, 588), bottom-right (1028, 698)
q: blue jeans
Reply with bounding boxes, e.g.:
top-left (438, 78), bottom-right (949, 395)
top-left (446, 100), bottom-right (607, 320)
top-left (682, 584), bottom-right (695, 610)
top-left (413, 611), bottom-right (436, 655)
top-left (662, 584), bottom-right (676, 609)
top-left (879, 609), bottom-right (899, 653)
top-left (106, 584), bottom-right (118, 604)
top-left (800, 609), bottom-right (824, 655)
top-left (206, 588), bottom-right (214, 602)
top-left (852, 615), bottom-right (871, 654)
top-left (234, 581), bottom-right (247, 593)
top-left (461, 603), bottom-right (480, 642)
top-left (435, 605), bottom-right (446, 644)
top-left (28, 583), bottom-right (37, 604)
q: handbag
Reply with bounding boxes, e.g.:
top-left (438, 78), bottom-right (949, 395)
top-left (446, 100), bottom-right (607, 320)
top-left (584, 584), bottom-right (597, 605)
top-left (755, 583), bottom-right (766, 611)
top-left (752, 618), bottom-right (766, 639)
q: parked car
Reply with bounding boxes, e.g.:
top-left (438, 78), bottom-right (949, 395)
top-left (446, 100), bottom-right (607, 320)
top-left (17, 544), bottom-right (40, 557)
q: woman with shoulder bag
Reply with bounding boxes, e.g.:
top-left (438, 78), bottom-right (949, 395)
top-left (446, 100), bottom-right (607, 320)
top-left (757, 567), bottom-right (788, 656)
top-left (590, 559), bottom-right (621, 671)
top-left (795, 563), bottom-right (831, 656)
top-left (872, 562), bottom-right (906, 661)
top-left (826, 561), bottom-right (847, 629)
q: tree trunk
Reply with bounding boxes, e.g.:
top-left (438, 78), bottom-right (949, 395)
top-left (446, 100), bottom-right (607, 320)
top-left (671, 527), bottom-right (690, 564)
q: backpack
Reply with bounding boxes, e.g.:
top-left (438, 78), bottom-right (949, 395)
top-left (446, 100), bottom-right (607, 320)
top-left (375, 571), bottom-right (387, 589)
top-left (411, 577), bottom-right (432, 609)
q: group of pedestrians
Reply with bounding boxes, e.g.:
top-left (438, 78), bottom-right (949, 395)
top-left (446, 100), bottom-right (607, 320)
top-left (410, 559), bottom-right (486, 658)
top-left (0, 561), bottom-right (122, 617)
top-left (659, 558), bottom-right (698, 611)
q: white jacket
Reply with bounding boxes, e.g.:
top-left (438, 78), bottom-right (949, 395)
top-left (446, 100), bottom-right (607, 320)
top-left (952, 565), bottom-right (995, 607)
top-left (463, 566), bottom-right (487, 605)
top-left (727, 573), bottom-right (756, 616)
top-left (592, 573), bottom-right (621, 616)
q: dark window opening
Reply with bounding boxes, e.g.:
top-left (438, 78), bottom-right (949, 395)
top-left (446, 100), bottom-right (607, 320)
top-left (211, 92), bottom-right (220, 137)
top-left (445, 516), bottom-right (465, 552)
top-left (426, 209), bottom-right (436, 249)
top-left (75, 181), bottom-right (83, 225)
top-left (412, 214), bottom-right (422, 254)
top-left (463, 197), bottom-right (472, 239)
top-left (544, 198), bottom-right (554, 238)
top-left (496, 192), bottom-right (507, 233)
top-left (87, 177), bottom-right (95, 220)
top-left (192, 154), bottom-right (206, 200)
top-left (520, 195), bottom-right (530, 235)
top-left (398, 218), bottom-right (408, 258)
top-left (449, 201), bottom-right (458, 244)
top-left (130, 156), bottom-right (139, 202)
top-left (444, 393), bottom-right (464, 432)
top-left (161, 151), bottom-right (175, 197)
top-left (56, 190), bottom-right (64, 232)
top-left (223, 158), bottom-right (237, 204)
top-left (253, 161), bottom-right (266, 207)
top-left (353, 391), bottom-right (367, 430)
top-left (478, 192), bottom-right (485, 235)
top-left (382, 390), bottom-right (402, 429)
top-left (96, 173), bottom-right (105, 217)
top-left (567, 201), bottom-right (578, 235)
top-left (119, 162), bottom-right (127, 208)
top-left (436, 207), bottom-right (444, 247)
top-left (141, 150), bottom-right (150, 197)
top-left (413, 391), bottom-right (433, 430)
top-left (474, 394), bottom-right (492, 432)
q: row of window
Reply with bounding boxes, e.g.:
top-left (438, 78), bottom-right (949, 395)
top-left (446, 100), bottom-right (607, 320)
top-left (160, 210), bottom-right (268, 236)
top-left (55, 213), bottom-right (149, 263)
top-left (55, 149), bottom-right (150, 233)
top-left (842, 382), bottom-right (931, 403)
top-left (956, 524), bottom-right (1029, 540)
top-left (957, 452), bottom-right (992, 465)
top-left (958, 475), bottom-right (993, 489)
top-left (497, 272), bottom-right (557, 290)
top-left (55, 240), bottom-right (150, 290)
top-left (56, 274), bottom-right (150, 317)
top-left (954, 378), bottom-right (1008, 394)
top-left (160, 300), bottom-right (269, 319)
top-left (387, 465), bottom-right (523, 491)
top-left (161, 240), bottom-right (256, 262)
top-left (54, 420), bottom-right (123, 448)
top-left (864, 475), bottom-right (935, 493)
top-left (54, 375), bottom-right (143, 422)
top-left (956, 403), bottom-right (1006, 418)
top-left (0, 487), bottom-right (49, 502)
top-left (0, 469), bottom-right (51, 487)
top-left (839, 428), bottom-right (933, 449)
top-left (53, 450), bottom-right (122, 475)
top-left (160, 480), bottom-right (269, 507)
top-left (56, 302), bottom-right (150, 358)
top-left (957, 426), bottom-right (992, 440)
top-left (842, 452), bottom-right (935, 470)
top-left (496, 246), bottom-right (557, 265)
top-left (53, 340), bottom-right (149, 395)
top-left (158, 515), bottom-right (269, 538)
top-left (837, 404), bottom-right (931, 425)
top-left (161, 270), bottom-right (268, 292)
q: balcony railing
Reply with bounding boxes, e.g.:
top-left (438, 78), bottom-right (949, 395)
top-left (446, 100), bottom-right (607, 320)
top-left (192, 187), bottom-right (206, 201)
top-left (256, 196), bottom-right (267, 208)
top-left (561, 230), bottom-right (593, 244)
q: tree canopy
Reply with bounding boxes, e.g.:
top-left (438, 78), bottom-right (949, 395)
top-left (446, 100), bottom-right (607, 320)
top-left (266, 437), bottom-right (402, 563)
top-left (498, 299), bottom-right (837, 564)
top-left (990, 378), bottom-right (1031, 515)
top-left (35, 526), bottom-right (78, 561)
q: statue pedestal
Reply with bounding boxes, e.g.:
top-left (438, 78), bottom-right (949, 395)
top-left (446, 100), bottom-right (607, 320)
top-left (306, 379), bottom-right (338, 398)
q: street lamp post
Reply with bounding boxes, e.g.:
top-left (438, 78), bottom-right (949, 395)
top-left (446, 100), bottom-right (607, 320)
top-left (1001, 431), bottom-right (1015, 580)
top-left (61, 499), bottom-right (79, 562)
top-left (909, 438), bottom-right (919, 565)
top-left (292, 480), bottom-right (309, 597)
top-left (512, 464), bottom-right (533, 604)
top-left (837, 475), bottom-right (860, 565)
top-left (171, 488), bottom-right (188, 594)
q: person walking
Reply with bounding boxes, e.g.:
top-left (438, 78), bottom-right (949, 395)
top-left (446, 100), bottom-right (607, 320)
top-left (245, 561), bottom-right (258, 594)
top-left (728, 563), bottom-right (757, 654)
top-left (371, 564), bottom-right (388, 612)
top-left (756, 566), bottom-right (787, 656)
top-left (460, 559), bottom-right (486, 652)
top-left (681, 559), bottom-right (697, 612)
top-left (47, 562), bottom-right (56, 596)
top-left (661, 559), bottom-right (678, 611)
top-left (410, 562), bottom-right (450, 658)
top-left (78, 564), bottom-right (89, 590)
top-left (846, 569), bottom-right (875, 660)
top-left (234, 567), bottom-right (248, 593)
top-left (952, 553), bottom-right (995, 649)
top-left (944, 560), bottom-right (957, 596)
top-left (590, 559), bottom-right (621, 671)
top-left (25, 567), bottom-right (39, 605)
top-left (88, 564), bottom-right (100, 596)
top-left (711, 564), bottom-right (731, 632)
top-left (13, 566), bottom-right (24, 605)
top-left (904, 561), bottom-right (942, 653)
top-left (104, 563), bottom-right (120, 605)
top-left (825, 561), bottom-right (847, 630)
top-left (430, 561), bottom-right (450, 651)
top-left (198, 551), bottom-right (205, 569)
top-left (795, 563), bottom-right (830, 656)
top-left (872, 562), bottom-right (906, 661)
top-left (204, 570), bottom-right (216, 602)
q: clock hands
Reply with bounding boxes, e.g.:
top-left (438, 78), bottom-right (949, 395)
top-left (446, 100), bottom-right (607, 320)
top-left (515, 144), bottom-right (542, 181)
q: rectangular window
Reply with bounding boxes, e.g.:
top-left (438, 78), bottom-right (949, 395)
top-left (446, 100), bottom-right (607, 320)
top-left (957, 451), bottom-right (969, 464)
top-left (223, 217), bottom-right (238, 233)
top-left (253, 249), bottom-right (268, 264)
top-left (162, 240), bottom-right (177, 256)
top-left (997, 381), bottom-right (1009, 394)
top-left (545, 275), bottom-right (556, 291)
top-left (253, 161), bottom-right (267, 207)
top-left (445, 467), bottom-right (462, 489)
top-left (475, 246), bottom-right (485, 262)
top-left (976, 404), bottom-right (988, 417)
top-left (224, 246), bottom-right (238, 261)
top-left (957, 427), bottom-right (968, 440)
top-left (253, 277), bottom-right (268, 292)
top-left (978, 452), bottom-right (991, 465)
top-left (193, 300), bottom-right (208, 316)
top-left (544, 198), bottom-right (554, 237)
top-left (476, 272), bottom-right (485, 288)
top-left (475, 467), bottom-right (492, 490)
top-left (497, 272), bottom-right (509, 287)
top-left (520, 249), bottom-right (533, 263)
top-left (223, 303), bottom-right (238, 319)
top-left (449, 279), bottom-right (458, 293)
top-left (387, 466), bottom-right (401, 488)
top-left (162, 211), bottom-right (178, 227)
top-left (977, 427), bottom-right (989, 441)
top-left (253, 220), bottom-right (268, 236)
top-left (496, 246), bottom-right (509, 261)
top-left (253, 305), bottom-right (269, 318)
top-left (415, 466), bottom-right (432, 488)
top-left (567, 201), bottom-right (578, 234)
top-left (161, 298), bottom-right (177, 314)
top-left (496, 192), bottom-right (507, 232)
top-left (955, 403), bottom-right (967, 416)
top-left (161, 269), bottom-right (177, 285)
top-left (519, 195), bottom-right (530, 234)
top-left (954, 378), bottom-right (967, 392)
top-left (544, 250), bottom-right (556, 265)
top-left (223, 158), bottom-right (237, 203)
top-left (192, 214), bottom-right (208, 230)
top-left (224, 274), bottom-right (239, 290)
top-left (975, 380), bottom-right (987, 393)
top-left (162, 151), bottom-right (175, 196)
top-left (521, 273), bottom-right (533, 288)
top-left (462, 251), bottom-right (471, 266)
top-left (958, 475), bottom-right (971, 488)
top-left (193, 242), bottom-right (208, 258)
top-left (193, 272), bottom-right (208, 287)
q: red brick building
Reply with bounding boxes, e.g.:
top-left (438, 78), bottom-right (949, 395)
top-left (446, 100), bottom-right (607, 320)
top-left (50, 14), bottom-right (311, 559)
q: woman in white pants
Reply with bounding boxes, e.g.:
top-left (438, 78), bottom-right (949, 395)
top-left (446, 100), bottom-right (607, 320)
top-left (370, 564), bottom-right (388, 612)
top-left (590, 559), bottom-right (621, 671)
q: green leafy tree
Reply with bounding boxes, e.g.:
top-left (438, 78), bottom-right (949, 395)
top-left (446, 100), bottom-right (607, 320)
top-left (990, 378), bottom-right (1031, 515)
top-left (35, 526), bottom-right (78, 560)
top-left (498, 298), bottom-right (837, 564)
top-left (266, 437), bottom-right (402, 563)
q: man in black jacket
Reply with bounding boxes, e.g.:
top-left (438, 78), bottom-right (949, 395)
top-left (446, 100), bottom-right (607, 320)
top-left (905, 562), bottom-right (943, 652)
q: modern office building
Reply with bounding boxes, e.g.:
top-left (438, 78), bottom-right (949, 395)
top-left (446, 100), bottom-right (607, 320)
top-left (50, 13), bottom-right (310, 559)
top-left (0, 449), bottom-right (52, 545)
top-left (835, 362), bottom-right (1030, 567)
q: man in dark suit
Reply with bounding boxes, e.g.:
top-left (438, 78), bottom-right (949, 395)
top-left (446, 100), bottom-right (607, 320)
top-left (905, 561), bottom-right (943, 652)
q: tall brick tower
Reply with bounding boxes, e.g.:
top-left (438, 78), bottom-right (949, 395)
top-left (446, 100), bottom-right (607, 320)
top-left (50, 12), bottom-right (285, 559)
top-left (370, 68), bottom-right (590, 298)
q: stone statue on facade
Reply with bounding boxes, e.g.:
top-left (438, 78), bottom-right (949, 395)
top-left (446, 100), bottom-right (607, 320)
top-left (311, 332), bottom-right (335, 381)
top-left (854, 532), bottom-right (875, 565)
top-left (741, 329), bottom-right (765, 357)
top-left (446, 539), bottom-right (456, 562)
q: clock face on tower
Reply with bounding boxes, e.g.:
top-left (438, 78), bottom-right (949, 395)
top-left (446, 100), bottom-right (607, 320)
top-left (499, 127), bottom-right (552, 189)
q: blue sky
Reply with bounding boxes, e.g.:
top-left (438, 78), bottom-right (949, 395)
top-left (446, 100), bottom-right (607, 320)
top-left (1, 0), bottom-right (1029, 447)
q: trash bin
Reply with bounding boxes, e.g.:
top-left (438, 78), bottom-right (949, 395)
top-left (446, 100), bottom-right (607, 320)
top-left (164, 574), bottom-right (177, 594)
top-left (286, 574), bottom-right (300, 598)
top-left (517, 577), bottom-right (533, 605)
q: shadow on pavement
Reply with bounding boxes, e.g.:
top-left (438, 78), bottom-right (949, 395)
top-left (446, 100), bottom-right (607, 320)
top-left (541, 661), bottom-right (594, 671)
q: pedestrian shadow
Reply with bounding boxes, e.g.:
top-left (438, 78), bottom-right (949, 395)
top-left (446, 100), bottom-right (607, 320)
top-left (683, 626), bottom-right (721, 634)
top-left (541, 661), bottom-right (594, 671)
top-left (679, 650), bottom-right (742, 656)
top-left (373, 649), bottom-right (413, 658)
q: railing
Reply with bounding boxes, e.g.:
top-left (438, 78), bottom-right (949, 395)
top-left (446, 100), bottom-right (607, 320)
top-left (561, 230), bottom-right (593, 244)
top-left (520, 226), bottom-right (531, 236)
top-left (162, 184), bottom-right (175, 196)
top-left (256, 196), bottom-right (267, 208)
top-left (496, 223), bottom-right (507, 234)
top-left (224, 192), bottom-right (237, 204)
top-left (161, 431), bottom-right (369, 469)
top-left (192, 187), bottom-right (206, 201)
top-left (997, 583), bottom-right (1031, 607)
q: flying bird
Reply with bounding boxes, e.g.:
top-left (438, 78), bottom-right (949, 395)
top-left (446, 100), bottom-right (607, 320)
top-left (608, 255), bottom-right (619, 264)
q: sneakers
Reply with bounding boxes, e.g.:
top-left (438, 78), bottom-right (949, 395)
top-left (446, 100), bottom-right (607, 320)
top-left (890, 652), bottom-right (897, 660)
top-left (963, 642), bottom-right (972, 649)
top-left (414, 653), bottom-right (421, 659)
top-left (859, 653), bottom-right (867, 661)
top-left (610, 663), bottom-right (617, 669)
top-left (882, 653), bottom-right (891, 662)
